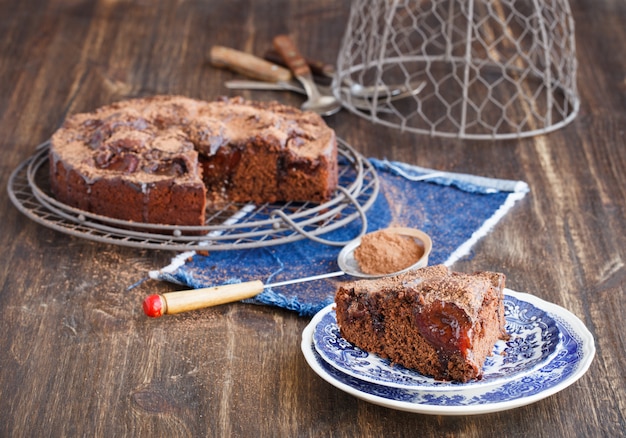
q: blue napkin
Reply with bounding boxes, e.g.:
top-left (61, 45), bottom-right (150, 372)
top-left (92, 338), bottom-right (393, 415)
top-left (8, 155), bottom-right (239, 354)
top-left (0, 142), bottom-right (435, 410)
top-left (149, 159), bottom-right (529, 316)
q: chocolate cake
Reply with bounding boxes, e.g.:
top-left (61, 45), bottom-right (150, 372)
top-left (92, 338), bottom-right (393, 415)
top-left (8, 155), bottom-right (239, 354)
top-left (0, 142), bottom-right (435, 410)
top-left (49, 96), bottom-right (338, 227)
top-left (334, 265), bottom-right (508, 382)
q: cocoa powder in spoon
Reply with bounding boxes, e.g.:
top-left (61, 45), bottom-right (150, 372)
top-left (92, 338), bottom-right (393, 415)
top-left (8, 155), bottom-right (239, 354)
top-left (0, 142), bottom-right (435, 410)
top-left (354, 229), bottom-right (424, 275)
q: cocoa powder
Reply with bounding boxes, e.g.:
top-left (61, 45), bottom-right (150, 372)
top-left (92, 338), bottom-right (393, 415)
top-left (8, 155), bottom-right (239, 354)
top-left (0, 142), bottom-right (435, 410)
top-left (354, 229), bottom-right (424, 275)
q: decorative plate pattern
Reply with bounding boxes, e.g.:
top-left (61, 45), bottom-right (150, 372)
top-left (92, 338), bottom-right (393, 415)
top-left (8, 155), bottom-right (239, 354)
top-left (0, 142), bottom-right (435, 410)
top-left (312, 294), bottom-right (561, 390)
top-left (301, 290), bottom-right (595, 415)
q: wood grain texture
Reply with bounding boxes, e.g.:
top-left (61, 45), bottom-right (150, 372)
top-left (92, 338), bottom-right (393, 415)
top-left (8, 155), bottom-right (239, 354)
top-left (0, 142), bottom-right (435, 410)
top-left (0, 0), bottom-right (624, 436)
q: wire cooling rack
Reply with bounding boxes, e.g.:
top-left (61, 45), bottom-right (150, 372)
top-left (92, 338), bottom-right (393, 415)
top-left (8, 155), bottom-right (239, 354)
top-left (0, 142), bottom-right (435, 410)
top-left (8, 138), bottom-right (379, 251)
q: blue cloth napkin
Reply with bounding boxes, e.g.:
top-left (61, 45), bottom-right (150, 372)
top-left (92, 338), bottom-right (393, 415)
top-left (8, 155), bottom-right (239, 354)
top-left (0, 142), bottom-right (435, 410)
top-left (149, 159), bottom-right (529, 316)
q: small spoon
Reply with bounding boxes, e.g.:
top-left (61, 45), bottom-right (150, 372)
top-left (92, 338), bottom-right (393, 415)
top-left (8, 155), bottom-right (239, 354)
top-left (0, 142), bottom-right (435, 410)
top-left (143, 227), bottom-right (432, 317)
top-left (272, 35), bottom-right (342, 116)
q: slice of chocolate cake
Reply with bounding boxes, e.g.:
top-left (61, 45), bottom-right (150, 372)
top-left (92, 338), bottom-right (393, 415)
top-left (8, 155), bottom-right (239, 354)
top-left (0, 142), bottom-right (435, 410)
top-left (334, 265), bottom-right (508, 382)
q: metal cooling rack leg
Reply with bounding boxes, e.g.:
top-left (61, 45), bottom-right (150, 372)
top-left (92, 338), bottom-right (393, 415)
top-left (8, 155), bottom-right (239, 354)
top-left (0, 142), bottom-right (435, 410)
top-left (269, 186), bottom-right (368, 246)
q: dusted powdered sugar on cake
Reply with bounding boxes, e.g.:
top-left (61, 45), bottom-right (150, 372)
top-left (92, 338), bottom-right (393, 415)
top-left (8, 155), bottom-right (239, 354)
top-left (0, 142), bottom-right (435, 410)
top-left (185, 98), bottom-right (334, 159)
top-left (334, 265), bottom-right (508, 382)
top-left (48, 96), bottom-right (338, 226)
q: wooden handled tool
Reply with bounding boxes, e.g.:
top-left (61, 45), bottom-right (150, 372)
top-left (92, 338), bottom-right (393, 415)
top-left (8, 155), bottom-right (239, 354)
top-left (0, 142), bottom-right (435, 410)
top-left (209, 45), bottom-right (292, 82)
top-left (143, 271), bottom-right (346, 318)
top-left (272, 34), bottom-right (342, 115)
top-left (143, 280), bottom-right (265, 318)
top-left (272, 35), bottom-right (312, 78)
top-left (263, 48), bottom-right (335, 84)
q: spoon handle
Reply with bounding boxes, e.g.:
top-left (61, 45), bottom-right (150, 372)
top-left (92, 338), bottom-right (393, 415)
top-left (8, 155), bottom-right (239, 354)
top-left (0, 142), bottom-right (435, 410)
top-left (224, 79), bottom-right (304, 94)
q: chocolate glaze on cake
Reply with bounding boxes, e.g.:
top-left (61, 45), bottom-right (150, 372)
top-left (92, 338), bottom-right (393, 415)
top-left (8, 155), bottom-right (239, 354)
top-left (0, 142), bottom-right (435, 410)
top-left (49, 96), bottom-right (338, 227)
top-left (334, 265), bottom-right (508, 382)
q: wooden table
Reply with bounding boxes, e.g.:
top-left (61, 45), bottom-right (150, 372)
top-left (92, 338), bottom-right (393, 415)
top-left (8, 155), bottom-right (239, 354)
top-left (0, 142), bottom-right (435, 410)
top-left (1, 1), bottom-right (624, 436)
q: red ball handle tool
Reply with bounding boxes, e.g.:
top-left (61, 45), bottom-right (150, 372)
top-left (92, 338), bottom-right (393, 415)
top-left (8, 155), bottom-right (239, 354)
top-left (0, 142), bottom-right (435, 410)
top-left (143, 280), bottom-right (264, 318)
top-left (142, 271), bottom-right (346, 318)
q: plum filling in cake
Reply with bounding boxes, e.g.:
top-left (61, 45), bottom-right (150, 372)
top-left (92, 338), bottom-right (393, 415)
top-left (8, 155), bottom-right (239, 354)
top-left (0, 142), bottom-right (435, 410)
top-left (200, 144), bottom-right (243, 189)
top-left (335, 265), bottom-right (508, 382)
top-left (414, 301), bottom-right (473, 368)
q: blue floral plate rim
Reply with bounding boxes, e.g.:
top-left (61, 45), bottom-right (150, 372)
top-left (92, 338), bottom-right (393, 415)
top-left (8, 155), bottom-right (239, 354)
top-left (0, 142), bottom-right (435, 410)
top-left (301, 289), bottom-right (595, 415)
top-left (312, 291), bottom-right (562, 391)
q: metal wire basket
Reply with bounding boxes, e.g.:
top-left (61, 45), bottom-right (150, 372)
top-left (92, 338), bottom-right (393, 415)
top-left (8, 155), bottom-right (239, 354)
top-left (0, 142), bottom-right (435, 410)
top-left (334, 0), bottom-right (579, 139)
top-left (8, 138), bottom-right (378, 251)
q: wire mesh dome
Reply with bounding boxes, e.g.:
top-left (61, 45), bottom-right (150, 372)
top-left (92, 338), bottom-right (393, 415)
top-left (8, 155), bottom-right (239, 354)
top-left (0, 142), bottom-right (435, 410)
top-left (333, 0), bottom-right (579, 139)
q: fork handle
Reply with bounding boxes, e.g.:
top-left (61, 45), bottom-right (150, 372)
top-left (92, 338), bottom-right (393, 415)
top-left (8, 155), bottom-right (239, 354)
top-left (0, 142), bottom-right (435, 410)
top-left (263, 48), bottom-right (335, 80)
top-left (272, 35), bottom-right (311, 78)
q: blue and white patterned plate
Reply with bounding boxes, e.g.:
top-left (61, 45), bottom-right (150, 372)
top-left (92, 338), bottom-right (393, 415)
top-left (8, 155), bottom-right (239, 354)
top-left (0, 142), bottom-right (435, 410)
top-left (312, 293), bottom-right (561, 391)
top-left (301, 290), bottom-right (595, 415)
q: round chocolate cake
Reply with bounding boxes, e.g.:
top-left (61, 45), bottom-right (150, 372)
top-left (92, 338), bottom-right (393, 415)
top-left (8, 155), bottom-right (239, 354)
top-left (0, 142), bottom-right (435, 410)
top-left (48, 96), bottom-right (338, 227)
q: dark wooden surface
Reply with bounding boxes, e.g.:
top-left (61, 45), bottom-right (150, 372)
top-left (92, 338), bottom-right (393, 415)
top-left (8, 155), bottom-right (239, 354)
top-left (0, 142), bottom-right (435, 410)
top-left (1, 0), bottom-right (625, 436)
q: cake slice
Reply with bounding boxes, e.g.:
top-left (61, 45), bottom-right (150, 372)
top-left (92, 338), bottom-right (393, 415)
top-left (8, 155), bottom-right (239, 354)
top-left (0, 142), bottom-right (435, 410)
top-left (334, 265), bottom-right (508, 382)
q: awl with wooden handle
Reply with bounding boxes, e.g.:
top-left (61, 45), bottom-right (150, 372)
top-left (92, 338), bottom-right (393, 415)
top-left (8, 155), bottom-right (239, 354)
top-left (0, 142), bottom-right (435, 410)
top-left (142, 271), bottom-right (346, 318)
top-left (210, 45), bottom-right (292, 82)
